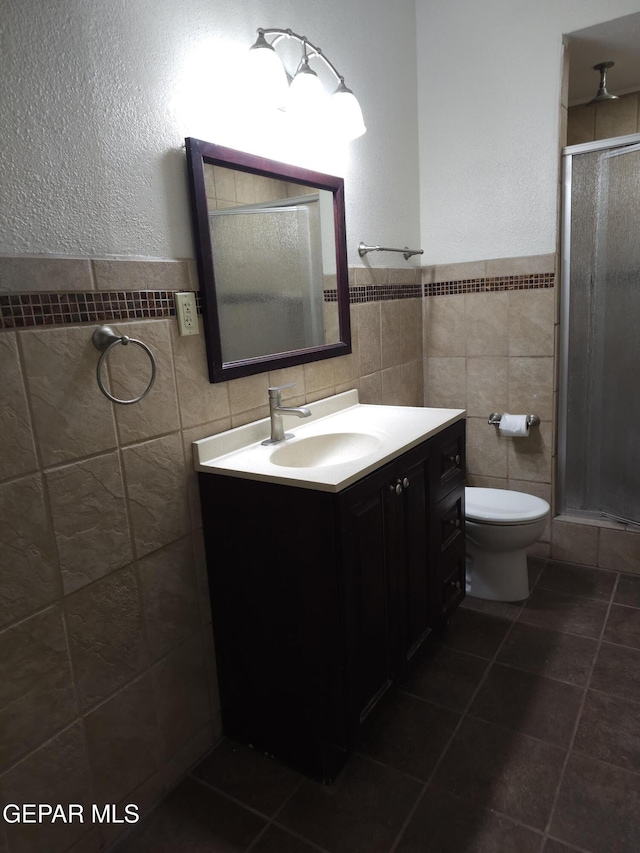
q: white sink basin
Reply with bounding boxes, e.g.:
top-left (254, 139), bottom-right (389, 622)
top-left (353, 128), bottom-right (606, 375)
top-left (270, 432), bottom-right (382, 468)
top-left (193, 390), bottom-right (465, 492)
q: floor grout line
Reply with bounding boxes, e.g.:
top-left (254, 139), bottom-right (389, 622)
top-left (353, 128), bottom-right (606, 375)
top-left (544, 832), bottom-right (595, 853)
top-left (388, 595), bottom-right (529, 852)
top-left (245, 776), bottom-right (331, 853)
top-left (481, 657), bottom-right (593, 689)
top-left (541, 572), bottom-right (622, 848)
top-left (269, 820), bottom-right (334, 853)
top-left (186, 773), bottom-right (277, 822)
top-left (535, 584), bottom-right (617, 604)
top-left (349, 748), bottom-right (429, 785)
top-left (110, 560), bottom-right (640, 853)
top-left (190, 769), bottom-right (330, 853)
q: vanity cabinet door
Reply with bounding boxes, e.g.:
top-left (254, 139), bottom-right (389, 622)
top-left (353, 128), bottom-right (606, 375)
top-left (395, 446), bottom-right (433, 673)
top-left (338, 441), bottom-right (434, 721)
top-left (339, 462), bottom-right (397, 728)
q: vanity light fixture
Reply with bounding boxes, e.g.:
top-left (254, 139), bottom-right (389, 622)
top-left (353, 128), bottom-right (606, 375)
top-left (247, 27), bottom-right (366, 140)
top-left (587, 61), bottom-right (619, 105)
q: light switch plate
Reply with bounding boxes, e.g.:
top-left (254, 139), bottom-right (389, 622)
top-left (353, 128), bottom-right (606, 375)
top-left (175, 292), bottom-right (199, 336)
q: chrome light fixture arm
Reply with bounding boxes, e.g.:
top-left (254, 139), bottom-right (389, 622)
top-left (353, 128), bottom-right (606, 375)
top-left (256, 28), bottom-right (344, 85)
top-left (249, 27), bottom-right (366, 139)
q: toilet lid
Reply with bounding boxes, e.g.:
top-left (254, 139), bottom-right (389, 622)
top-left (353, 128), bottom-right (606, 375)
top-left (465, 487), bottom-right (550, 524)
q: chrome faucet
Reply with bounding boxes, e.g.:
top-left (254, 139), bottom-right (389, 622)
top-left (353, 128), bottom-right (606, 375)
top-left (261, 384), bottom-right (311, 445)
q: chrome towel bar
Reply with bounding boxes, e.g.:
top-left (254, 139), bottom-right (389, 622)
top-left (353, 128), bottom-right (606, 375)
top-left (358, 241), bottom-right (424, 261)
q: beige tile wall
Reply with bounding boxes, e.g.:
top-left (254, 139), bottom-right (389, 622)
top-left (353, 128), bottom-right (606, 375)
top-left (5, 245), bottom-right (638, 853)
top-left (0, 257), bottom-right (195, 293)
top-left (423, 252), bottom-right (640, 568)
top-left (567, 91), bottom-right (640, 146)
top-left (423, 254), bottom-right (557, 558)
top-left (550, 516), bottom-right (640, 574)
top-left (0, 257), bottom-right (422, 853)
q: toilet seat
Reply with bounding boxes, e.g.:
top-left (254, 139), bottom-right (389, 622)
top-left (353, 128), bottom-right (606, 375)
top-left (465, 487), bottom-right (549, 526)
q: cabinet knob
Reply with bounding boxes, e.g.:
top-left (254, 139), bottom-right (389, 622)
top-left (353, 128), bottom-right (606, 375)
top-left (395, 483), bottom-right (403, 495)
top-left (450, 454), bottom-right (461, 465)
top-left (402, 478), bottom-right (410, 489)
top-left (449, 579), bottom-right (461, 590)
top-left (449, 518), bottom-right (461, 529)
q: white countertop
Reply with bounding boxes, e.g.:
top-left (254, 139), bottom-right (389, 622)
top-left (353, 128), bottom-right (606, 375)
top-left (193, 390), bottom-right (465, 493)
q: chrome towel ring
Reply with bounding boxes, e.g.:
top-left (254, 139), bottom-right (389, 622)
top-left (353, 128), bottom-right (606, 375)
top-left (92, 325), bottom-right (157, 405)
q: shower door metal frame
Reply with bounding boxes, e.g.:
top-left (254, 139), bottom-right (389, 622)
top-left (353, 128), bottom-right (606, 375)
top-left (558, 131), bottom-right (640, 517)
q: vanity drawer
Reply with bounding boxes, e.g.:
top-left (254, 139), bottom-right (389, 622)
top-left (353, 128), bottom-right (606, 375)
top-left (439, 545), bottom-right (466, 615)
top-left (431, 421), bottom-right (465, 502)
top-left (433, 486), bottom-right (465, 553)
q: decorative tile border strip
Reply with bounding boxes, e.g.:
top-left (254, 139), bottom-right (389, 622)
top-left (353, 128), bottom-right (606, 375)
top-left (0, 291), bottom-right (203, 330)
top-left (348, 283), bottom-right (423, 304)
top-left (425, 272), bottom-right (555, 297)
top-left (0, 273), bottom-right (554, 330)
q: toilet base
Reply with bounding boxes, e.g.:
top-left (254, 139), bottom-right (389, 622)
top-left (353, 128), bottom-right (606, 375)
top-left (465, 542), bottom-right (530, 602)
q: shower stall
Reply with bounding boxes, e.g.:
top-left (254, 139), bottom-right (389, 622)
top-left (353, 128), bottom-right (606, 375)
top-left (559, 132), bottom-right (640, 526)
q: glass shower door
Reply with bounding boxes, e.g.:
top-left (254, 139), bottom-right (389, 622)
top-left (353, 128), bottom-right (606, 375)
top-left (564, 140), bottom-right (640, 525)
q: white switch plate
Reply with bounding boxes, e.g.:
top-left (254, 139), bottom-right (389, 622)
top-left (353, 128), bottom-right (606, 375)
top-left (175, 292), bottom-right (199, 336)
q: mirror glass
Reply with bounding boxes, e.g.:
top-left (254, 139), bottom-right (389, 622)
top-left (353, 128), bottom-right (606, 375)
top-left (185, 139), bottom-right (351, 383)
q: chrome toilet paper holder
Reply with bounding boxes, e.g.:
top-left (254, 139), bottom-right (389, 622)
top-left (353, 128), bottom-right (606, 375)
top-left (488, 413), bottom-right (540, 428)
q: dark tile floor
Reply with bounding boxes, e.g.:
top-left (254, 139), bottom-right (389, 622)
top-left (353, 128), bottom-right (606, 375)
top-left (113, 558), bottom-right (640, 853)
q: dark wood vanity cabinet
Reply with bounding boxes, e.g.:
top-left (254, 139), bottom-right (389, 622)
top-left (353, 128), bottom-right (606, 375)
top-left (338, 443), bottom-right (430, 732)
top-left (198, 419), bottom-right (465, 782)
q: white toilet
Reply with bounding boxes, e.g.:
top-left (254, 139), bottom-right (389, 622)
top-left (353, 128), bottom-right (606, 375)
top-left (465, 487), bottom-right (550, 602)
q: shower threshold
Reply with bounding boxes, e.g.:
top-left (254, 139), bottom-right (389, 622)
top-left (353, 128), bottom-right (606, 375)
top-left (601, 511), bottom-right (640, 529)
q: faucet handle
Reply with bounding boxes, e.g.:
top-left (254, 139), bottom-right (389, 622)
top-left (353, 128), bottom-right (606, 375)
top-left (268, 383), bottom-right (295, 402)
top-left (268, 383), bottom-right (295, 392)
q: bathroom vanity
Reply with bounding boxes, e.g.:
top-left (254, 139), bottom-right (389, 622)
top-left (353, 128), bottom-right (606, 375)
top-left (195, 392), bottom-right (465, 781)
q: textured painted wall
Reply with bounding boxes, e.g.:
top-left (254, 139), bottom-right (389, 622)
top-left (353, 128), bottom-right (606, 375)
top-left (415, 0), bottom-right (640, 264)
top-left (0, 0), bottom-right (420, 266)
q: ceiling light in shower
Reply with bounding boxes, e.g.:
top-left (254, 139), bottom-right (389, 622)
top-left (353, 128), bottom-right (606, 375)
top-left (587, 61), bottom-right (619, 105)
top-left (247, 27), bottom-right (366, 140)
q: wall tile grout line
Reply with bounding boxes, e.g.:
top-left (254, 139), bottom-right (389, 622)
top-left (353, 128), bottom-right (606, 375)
top-left (0, 622), bottom-right (208, 782)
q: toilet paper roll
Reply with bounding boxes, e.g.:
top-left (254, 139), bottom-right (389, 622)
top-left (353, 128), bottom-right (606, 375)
top-left (499, 413), bottom-right (529, 437)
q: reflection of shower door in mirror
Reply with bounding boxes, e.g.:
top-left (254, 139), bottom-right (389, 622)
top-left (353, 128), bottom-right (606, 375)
top-left (561, 136), bottom-right (640, 525)
top-left (210, 200), bottom-right (326, 363)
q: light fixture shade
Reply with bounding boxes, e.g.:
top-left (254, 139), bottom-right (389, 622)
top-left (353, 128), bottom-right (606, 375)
top-left (287, 59), bottom-right (326, 118)
top-left (247, 32), bottom-right (289, 109)
top-left (329, 81), bottom-right (366, 140)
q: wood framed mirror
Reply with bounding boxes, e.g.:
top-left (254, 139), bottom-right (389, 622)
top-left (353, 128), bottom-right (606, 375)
top-left (185, 138), bottom-right (351, 383)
